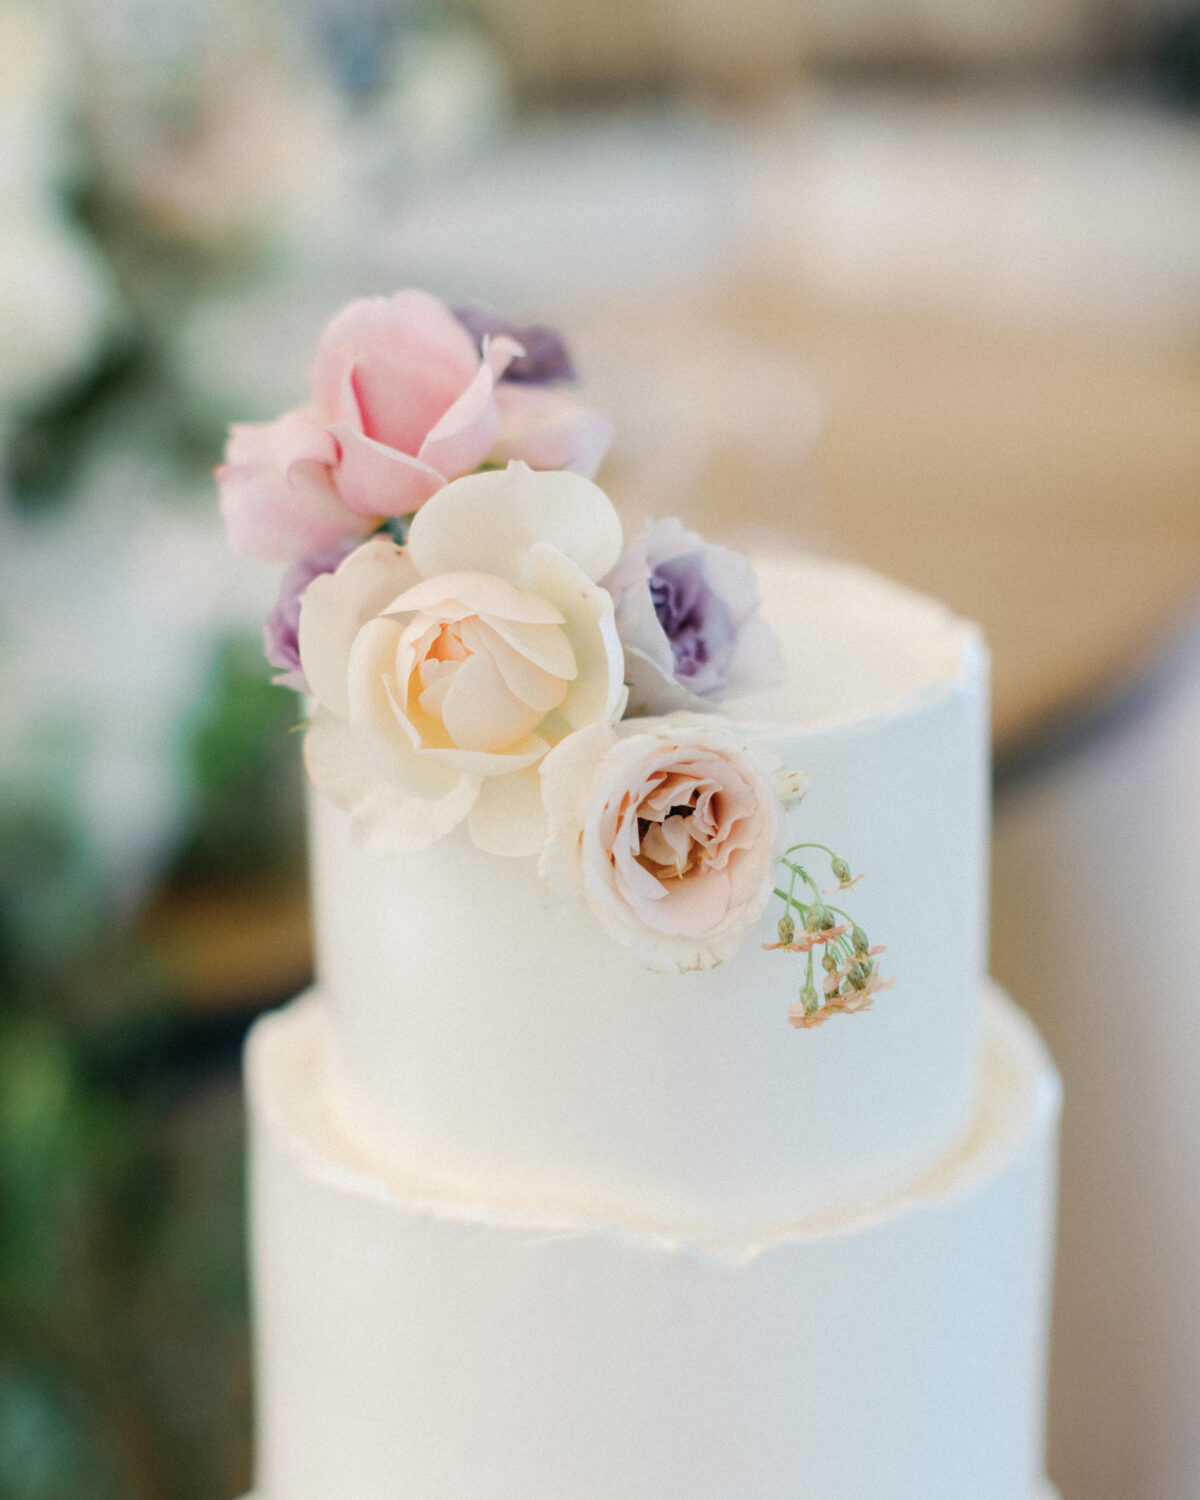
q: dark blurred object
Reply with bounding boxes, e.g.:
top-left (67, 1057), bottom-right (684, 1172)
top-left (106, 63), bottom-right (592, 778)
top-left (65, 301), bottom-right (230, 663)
top-left (1149, 8), bottom-right (1200, 106)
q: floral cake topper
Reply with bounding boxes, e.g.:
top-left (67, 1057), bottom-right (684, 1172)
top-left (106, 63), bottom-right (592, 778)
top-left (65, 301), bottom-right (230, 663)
top-left (216, 289), bottom-right (890, 1025)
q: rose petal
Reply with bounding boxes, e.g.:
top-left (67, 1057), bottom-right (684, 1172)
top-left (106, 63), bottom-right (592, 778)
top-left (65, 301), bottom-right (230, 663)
top-left (715, 611), bottom-right (787, 701)
top-left (467, 766), bottom-right (549, 858)
top-left (540, 722), bottom-right (784, 972)
top-left (609, 815), bottom-right (670, 908)
top-left (347, 616), bottom-right (467, 800)
top-left (692, 539), bottom-right (764, 630)
top-left (218, 413), bottom-right (367, 564)
top-left (525, 543), bottom-right (625, 731)
top-left (328, 423), bottom-right (447, 517)
top-left (297, 537), bottom-right (417, 718)
top-left (386, 570), bottom-right (565, 627)
top-left (643, 867), bottom-right (733, 938)
top-left (479, 614), bottom-right (578, 680)
top-left (416, 334), bottom-right (522, 480)
top-left (310, 291), bottom-right (479, 453)
top-left (621, 646), bottom-right (710, 717)
top-left (416, 737), bottom-right (549, 780)
top-left (459, 619), bottom-right (570, 714)
top-left (440, 649), bottom-right (544, 752)
top-left (406, 463), bottom-right (623, 588)
top-left (303, 709), bottom-right (478, 856)
top-left (491, 384), bottom-right (613, 478)
top-left (538, 723), bottom-right (614, 828)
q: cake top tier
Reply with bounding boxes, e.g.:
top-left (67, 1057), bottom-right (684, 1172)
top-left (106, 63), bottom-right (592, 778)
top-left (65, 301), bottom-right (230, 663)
top-left (308, 546), bottom-right (990, 1232)
top-left (722, 551), bottom-right (980, 733)
top-left (217, 291), bottom-right (992, 1230)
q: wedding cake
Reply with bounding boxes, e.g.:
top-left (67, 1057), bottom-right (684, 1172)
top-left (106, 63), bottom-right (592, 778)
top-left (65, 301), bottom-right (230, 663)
top-left (218, 292), bottom-right (1060, 1499)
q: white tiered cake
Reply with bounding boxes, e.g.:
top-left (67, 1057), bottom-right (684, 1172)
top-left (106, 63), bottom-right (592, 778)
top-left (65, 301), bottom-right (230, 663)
top-left (240, 553), bottom-right (1060, 1500)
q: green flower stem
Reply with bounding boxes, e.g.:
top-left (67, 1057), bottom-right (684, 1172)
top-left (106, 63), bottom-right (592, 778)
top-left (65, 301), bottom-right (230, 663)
top-left (784, 841), bottom-right (843, 863)
top-left (779, 860), bottom-right (825, 907)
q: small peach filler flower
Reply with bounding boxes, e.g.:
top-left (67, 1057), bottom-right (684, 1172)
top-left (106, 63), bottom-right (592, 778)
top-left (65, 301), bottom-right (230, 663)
top-left (760, 843), bottom-right (894, 1030)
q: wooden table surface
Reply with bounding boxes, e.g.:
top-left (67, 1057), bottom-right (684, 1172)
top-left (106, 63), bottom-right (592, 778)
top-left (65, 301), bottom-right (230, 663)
top-left (586, 283), bottom-right (1200, 764)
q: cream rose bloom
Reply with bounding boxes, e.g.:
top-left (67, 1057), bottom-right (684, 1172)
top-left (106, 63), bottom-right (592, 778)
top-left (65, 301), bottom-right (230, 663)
top-left (539, 718), bottom-right (809, 972)
top-left (297, 462), bottom-right (626, 857)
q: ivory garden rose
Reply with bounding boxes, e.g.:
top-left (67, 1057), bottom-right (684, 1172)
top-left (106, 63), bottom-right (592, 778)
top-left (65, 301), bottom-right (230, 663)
top-left (298, 462), bottom-right (626, 857)
top-left (538, 718), bottom-right (809, 972)
top-left (217, 290), bottom-right (611, 564)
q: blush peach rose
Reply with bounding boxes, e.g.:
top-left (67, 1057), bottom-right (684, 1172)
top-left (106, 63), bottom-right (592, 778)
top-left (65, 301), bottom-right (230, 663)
top-left (297, 462), bottom-right (626, 857)
top-left (538, 719), bottom-right (809, 972)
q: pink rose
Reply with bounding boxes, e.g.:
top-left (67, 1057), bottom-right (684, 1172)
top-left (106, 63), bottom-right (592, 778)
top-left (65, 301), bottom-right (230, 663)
top-left (218, 412), bottom-right (377, 564)
top-left (539, 720), bottom-right (808, 972)
top-left (217, 291), bottom-right (520, 563)
top-left (491, 384), bottom-right (613, 478)
top-left (217, 290), bottom-right (613, 564)
top-left (454, 307), bottom-right (613, 479)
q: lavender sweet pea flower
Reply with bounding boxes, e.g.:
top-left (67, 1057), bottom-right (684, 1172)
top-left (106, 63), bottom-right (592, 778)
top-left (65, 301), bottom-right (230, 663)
top-left (603, 519), bottom-right (785, 715)
top-left (264, 536), bottom-right (362, 691)
top-left (454, 306), bottom-right (575, 385)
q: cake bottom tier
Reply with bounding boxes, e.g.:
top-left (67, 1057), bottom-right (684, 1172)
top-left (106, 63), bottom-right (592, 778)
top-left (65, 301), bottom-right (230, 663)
top-left (246, 986), bottom-right (1060, 1500)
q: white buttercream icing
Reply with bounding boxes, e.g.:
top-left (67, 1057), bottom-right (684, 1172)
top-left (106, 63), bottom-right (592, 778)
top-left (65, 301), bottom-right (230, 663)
top-left (245, 986), bottom-right (1059, 1500)
top-left (310, 551), bottom-right (991, 1231)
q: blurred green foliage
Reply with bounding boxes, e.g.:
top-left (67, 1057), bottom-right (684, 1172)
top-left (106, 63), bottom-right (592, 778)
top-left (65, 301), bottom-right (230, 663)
top-left (172, 636), bottom-right (306, 887)
top-left (0, 629), bottom-right (308, 1499)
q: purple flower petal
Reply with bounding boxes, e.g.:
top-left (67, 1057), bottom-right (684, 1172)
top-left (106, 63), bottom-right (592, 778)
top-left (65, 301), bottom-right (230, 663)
top-left (648, 553), bottom-right (736, 694)
top-left (453, 306), bottom-right (576, 385)
top-left (603, 519), bottom-right (784, 715)
top-left (264, 536), bottom-right (363, 691)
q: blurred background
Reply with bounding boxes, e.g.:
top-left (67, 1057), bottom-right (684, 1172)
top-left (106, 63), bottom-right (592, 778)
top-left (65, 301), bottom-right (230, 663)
top-left (0, 0), bottom-right (1198, 1496)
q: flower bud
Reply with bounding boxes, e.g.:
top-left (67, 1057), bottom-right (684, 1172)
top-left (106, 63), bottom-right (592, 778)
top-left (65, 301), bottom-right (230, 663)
top-left (804, 905), bottom-right (821, 934)
top-left (818, 907), bottom-right (837, 932)
top-left (800, 977), bottom-right (820, 1015)
top-left (777, 913), bottom-right (795, 946)
top-left (831, 855), bottom-right (852, 884)
top-left (822, 951), bottom-right (838, 973)
top-left (852, 925), bottom-right (870, 955)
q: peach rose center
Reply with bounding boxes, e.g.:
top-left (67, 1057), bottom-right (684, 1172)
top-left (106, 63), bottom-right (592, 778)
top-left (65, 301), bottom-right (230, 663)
top-left (398, 605), bottom-right (574, 755)
top-left (634, 773), bottom-right (730, 882)
top-left (597, 750), bottom-right (764, 939)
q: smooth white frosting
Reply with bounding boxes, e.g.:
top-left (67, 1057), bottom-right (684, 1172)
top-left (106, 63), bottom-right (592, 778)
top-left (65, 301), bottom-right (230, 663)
top-left (245, 985), bottom-right (1059, 1500)
top-left (310, 552), bottom-right (991, 1231)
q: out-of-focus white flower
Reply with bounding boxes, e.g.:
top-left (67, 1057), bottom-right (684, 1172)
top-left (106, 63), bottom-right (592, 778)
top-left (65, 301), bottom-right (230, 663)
top-left (0, 451), bottom-right (277, 910)
top-left (0, 0), bottom-right (78, 205)
top-left (0, 1), bottom-right (116, 416)
top-left (0, 212), bottom-right (116, 415)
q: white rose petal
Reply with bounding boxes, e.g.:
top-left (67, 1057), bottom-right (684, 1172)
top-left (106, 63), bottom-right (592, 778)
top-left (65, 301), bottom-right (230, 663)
top-left (299, 537), bottom-right (417, 718)
top-left (304, 709), bottom-right (480, 856)
top-left (468, 766), bottom-right (548, 858)
top-left (406, 461), bottom-right (622, 587)
top-left (524, 543), bottom-right (625, 731)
